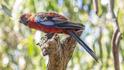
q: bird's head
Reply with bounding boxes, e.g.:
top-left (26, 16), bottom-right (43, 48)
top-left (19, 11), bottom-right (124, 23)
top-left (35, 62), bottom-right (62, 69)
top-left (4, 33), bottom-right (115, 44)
top-left (19, 13), bottom-right (32, 25)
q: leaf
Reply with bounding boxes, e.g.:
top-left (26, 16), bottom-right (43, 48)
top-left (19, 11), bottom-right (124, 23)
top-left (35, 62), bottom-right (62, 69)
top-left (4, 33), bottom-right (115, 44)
top-left (0, 4), bottom-right (11, 17)
top-left (0, 0), bottom-right (2, 5)
top-left (117, 9), bottom-right (124, 33)
top-left (97, 0), bottom-right (103, 16)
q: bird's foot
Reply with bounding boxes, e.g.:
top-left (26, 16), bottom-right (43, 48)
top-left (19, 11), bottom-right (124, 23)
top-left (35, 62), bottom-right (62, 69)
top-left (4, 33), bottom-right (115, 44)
top-left (37, 33), bottom-right (56, 47)
top-left (36, 36), bottom-right (48, 46)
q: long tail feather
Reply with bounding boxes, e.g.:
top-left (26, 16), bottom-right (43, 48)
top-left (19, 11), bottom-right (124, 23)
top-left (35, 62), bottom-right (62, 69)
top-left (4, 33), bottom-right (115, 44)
top-left (68, 31), bottom-right (98, 61)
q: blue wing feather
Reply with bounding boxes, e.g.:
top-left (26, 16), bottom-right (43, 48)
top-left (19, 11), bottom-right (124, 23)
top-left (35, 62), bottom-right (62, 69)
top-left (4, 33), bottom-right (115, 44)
top-left (35, 15), bottom-right (85, 30)
top-left (35, 16), bottom-right (44, 23)
top-left (35, 16), bottom-right (54, 26)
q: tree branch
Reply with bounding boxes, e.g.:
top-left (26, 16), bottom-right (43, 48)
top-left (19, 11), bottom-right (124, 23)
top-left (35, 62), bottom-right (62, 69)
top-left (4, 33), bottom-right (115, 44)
top-left (112, 28), bottom-right (120, 70)
top-left (93, 0), bottom-right (98, 14)
top-left (109, 0), bottom-right (121, 70)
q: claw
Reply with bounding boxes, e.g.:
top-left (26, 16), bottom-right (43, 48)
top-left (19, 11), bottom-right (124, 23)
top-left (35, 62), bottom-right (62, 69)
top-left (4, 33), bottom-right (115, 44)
top-left (37, 33), bottom-right (55, 47)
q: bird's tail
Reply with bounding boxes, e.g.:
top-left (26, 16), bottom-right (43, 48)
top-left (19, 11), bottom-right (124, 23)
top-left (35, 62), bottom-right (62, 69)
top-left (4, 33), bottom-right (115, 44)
top-left (68, 31), bottom-right (98, 61)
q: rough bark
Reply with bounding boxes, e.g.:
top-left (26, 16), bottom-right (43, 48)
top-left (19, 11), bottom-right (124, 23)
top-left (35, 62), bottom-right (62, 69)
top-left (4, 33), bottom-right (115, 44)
top-left (38, 32), bottom-right (82, 70)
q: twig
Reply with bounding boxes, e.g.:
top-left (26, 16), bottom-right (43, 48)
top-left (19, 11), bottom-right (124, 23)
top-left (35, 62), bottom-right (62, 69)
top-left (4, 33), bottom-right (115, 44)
top-left (112, 28), bottom-right (120, 70)
top-left (93, 0), bottom-right (98, 14)
top-left (109, 0), bottom-right (121, 70)
top-left (98, 27), bottom-right (103, 62)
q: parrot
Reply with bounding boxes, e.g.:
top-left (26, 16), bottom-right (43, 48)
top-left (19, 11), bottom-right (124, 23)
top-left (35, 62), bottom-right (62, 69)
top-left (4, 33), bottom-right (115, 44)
top-left (19, 12), bottom-right (98, 61)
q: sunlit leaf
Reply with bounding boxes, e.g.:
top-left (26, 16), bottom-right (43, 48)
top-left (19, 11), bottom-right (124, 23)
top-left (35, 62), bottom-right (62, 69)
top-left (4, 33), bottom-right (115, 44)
top-left (97, 0), bottom-right (103, 16)
top-left (0, 0), bottom-right (2, 5)
top-left (117, 9), bottom-right (124, 33)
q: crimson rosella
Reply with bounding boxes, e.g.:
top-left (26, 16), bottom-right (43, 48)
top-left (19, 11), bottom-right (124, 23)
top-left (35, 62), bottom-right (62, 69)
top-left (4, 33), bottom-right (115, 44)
top-left (19, 12), bottom-right (98, 61)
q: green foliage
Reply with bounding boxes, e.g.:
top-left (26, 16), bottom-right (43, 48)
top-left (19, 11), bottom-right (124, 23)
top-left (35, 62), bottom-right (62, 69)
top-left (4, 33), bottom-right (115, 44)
top-left (0, 0), bottom-right (124, 70)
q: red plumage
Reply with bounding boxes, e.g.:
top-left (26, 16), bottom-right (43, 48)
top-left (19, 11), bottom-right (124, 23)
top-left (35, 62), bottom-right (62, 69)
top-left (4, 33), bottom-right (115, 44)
top-left (21, 12), bottom-right (83, 34)
top-left (28, 20), bottom-right (64, 33)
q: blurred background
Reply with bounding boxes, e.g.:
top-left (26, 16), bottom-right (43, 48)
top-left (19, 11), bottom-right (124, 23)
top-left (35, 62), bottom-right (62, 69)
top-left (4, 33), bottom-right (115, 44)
top-left (0, 0), bottom-right (124, 70)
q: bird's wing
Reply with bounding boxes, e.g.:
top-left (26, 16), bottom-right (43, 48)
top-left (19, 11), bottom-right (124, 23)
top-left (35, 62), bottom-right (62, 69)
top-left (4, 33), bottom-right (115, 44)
top-left (35, 12), bottom-right (68, 22)
top-left (53, 21), bottom-right (85, 30)
top-left (35, 12), bottom-right (84, 30)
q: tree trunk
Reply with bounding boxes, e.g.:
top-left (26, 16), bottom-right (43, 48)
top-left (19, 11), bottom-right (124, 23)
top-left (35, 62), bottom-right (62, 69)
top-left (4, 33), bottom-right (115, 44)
top-left (38, 32), bottom-right (82, 70)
